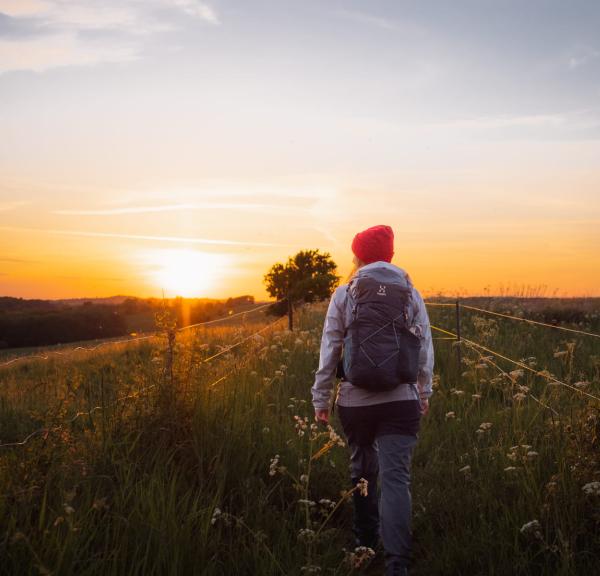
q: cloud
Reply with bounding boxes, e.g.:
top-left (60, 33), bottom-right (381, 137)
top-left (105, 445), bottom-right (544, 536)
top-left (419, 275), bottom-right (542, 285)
top-left (335, 8), bottom-right (400, 31)
top-left (52, 201), bottom-right (308, 216)
top-left (168, 0), bottom-right (219, 24)
top-left (567, 45), bottom-right (600, 69)
top-left (0, 257), bottom-right (37, 263)
top-left (0, 225), bottom-right (296, 248)
top-left (0, 200), bottom-right (29, 211)
top-left (0, 0), bottom-right (219, 73)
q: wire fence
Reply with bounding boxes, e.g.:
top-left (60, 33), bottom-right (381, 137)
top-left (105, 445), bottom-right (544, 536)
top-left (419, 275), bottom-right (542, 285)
top-left (0, 302), bottom-right (276, 369)
top-left (0, 312), bottom-right (287, 449)
top-left (425, 300), bottom-right (600, 340)
top-left (429, 324), bottom-right (600, 404)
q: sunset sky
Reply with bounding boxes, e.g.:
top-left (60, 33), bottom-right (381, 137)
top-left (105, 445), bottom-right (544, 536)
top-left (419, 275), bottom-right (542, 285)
top-left (1, 0), bottom-right (599, 299)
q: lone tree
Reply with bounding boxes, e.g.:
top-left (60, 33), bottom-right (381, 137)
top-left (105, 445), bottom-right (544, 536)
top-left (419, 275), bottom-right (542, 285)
top-left (264, 249), bottom-right (339, 330)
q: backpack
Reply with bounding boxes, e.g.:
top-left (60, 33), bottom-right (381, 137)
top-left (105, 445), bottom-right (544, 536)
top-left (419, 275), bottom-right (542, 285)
top-left (341, 265), bottom-right (421, 391)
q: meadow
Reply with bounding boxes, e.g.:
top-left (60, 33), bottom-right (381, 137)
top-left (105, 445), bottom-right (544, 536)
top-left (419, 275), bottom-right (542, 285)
top-left (0, 299), bottom-right (599, 575)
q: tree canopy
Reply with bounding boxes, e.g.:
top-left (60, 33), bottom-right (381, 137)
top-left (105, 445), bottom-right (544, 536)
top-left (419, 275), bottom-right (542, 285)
top-left (264, 250), bottom-right (339, 313)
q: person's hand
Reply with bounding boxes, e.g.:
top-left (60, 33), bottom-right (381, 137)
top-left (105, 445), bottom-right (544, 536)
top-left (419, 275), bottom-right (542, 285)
top-left (419, 397), bottom-right (429, 416)
top-left (315, 409), bottom-right (329, 424)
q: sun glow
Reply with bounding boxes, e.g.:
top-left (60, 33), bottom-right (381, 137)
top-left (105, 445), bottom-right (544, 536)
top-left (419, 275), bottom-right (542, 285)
top-left (147, 249), bottom-right (230, 297)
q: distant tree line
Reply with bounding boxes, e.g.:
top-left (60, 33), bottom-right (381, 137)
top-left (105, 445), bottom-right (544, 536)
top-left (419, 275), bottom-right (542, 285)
top-left (0, 295), bottom-right (255, 349)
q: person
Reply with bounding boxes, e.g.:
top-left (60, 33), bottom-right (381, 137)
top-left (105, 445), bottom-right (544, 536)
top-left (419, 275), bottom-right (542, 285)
top-left (311, 224), bottom-right (434, 576)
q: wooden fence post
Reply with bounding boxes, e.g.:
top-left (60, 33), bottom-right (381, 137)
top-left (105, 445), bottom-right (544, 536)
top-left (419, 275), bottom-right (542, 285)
top-left (287, 292), bottom-right (293, 331)
top-left (455, 298), bottom-right (462, 370)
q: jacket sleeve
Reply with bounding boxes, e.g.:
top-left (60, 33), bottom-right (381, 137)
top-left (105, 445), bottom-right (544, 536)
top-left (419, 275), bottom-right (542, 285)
top-left (410, 288), bottom-right (434, 398)
top-left (311, 286), bottom-right (345, 411)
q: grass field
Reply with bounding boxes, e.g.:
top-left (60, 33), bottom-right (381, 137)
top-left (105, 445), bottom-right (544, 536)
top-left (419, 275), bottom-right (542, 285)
top-left (1, 300), bottom-right (599, 575)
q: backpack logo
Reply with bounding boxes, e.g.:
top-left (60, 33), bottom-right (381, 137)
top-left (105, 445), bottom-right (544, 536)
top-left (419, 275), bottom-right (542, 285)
top-left (377, 285), bottom-right (387, 296)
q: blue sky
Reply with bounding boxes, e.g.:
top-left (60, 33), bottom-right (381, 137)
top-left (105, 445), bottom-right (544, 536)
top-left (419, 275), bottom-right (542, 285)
top-left (0, 0), bottom-right (599, 298)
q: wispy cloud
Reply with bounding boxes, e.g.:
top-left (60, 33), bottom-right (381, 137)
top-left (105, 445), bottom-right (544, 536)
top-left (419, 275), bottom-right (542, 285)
top-left (335, 8), bottom-right (400, 31)
top-left (0, 257), bottom-right (37, 263)
top-left (567, 45), bottom-right (600, 69)
top-left (52, 201), bottom-right (308, 216)
top-left (0, 225), bottom-right (295, 248)
top-left (0, 0), bottom-right (219, 73)
top-left (0, 200), bottom-right (29, 211)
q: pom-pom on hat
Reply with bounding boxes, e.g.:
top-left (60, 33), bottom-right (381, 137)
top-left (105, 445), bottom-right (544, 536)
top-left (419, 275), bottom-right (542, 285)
top-left (351, 225), bottom-right (394, 264)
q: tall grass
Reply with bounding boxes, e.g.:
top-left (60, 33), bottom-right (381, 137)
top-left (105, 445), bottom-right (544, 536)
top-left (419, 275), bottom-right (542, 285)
top-left (1, 302), bottom-right (599, 575)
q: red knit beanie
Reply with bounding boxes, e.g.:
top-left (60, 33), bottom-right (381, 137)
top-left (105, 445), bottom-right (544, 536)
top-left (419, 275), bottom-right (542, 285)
top-left (351, 225), bottom-right (394, 264)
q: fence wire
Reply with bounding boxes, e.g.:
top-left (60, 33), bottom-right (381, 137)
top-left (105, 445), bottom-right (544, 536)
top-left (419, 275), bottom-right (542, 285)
top-left (460, 304), bottom-right (600, 339)
top-left (0, 302), bottom-right (276, 369)
top-left (0, 313), bottom-right (286, 449)
top-left (430, 324), bottom-right (600, 403)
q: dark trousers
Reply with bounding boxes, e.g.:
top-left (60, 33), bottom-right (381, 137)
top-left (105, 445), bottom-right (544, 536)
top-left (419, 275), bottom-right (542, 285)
top-left (338, 401), bottom-right (420, 570)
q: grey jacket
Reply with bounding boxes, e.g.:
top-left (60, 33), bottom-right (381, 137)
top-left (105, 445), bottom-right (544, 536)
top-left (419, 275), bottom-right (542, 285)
top-left (311, 261), bottom-right (434, 410)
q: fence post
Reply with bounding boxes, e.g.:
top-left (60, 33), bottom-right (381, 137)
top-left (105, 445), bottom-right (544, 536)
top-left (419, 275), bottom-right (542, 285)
top-left (287, 292), bottom-right (294, 332)
top-left (455, 298), bottom-right (462, 370)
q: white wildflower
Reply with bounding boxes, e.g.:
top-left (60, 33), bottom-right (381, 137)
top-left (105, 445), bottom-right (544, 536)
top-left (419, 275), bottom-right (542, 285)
top-left (582, 482), bottom-right (600, 496)
top-left (356, 478), bottom-right (369, 497)
top-left (520, 519), bottom-right (543, 540)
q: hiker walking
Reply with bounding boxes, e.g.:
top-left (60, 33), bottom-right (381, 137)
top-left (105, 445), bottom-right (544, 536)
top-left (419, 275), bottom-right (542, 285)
top-left (311, 225), bottom-right (434, 576)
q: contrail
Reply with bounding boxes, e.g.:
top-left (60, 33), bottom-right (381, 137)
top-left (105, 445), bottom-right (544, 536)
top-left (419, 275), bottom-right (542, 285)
top-left (0, 226), bottom-right (295, 248)
top-left (52, 202), bottom-right (305, 216)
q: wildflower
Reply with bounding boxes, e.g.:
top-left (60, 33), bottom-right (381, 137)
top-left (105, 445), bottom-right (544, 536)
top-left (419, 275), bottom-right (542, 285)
top-left (294, 338), bottom-right (303, 346)
top-left (279, 364), bottom-right (287, 371)
top-left (63, 504), bottom-right (75, 515)
top-left (300, 474), bottom-right (309, 484)
top-left (475, 363), bottom-right (488, 369)
top-left (91, 497), bottom-right (108, 511)
top-left (471, 394), bottom-right (482, 400)
top-left (250, 371), bottom-right (258, 376)
top-left (574, 381), bottom-right (590, 388)
top-left (356, 478), bottom-right (369, 497)
top-left (451, 389), bottom-right (465, 396)
top-left (298, 499), bottom-right (316, 507)
top-left (263, 377), bottom-right (271, 384)
top-left (318, 499), bottom-right (336, 510)
top-left (327, 425), bottom-right (345, 447)
top-left (509, 369), bottom-right (524, 380)
top-left (553, 350), bottom-right (568, 358)
top-left (459, 465), bottom-right (471, 474)
top-left (294, 415), bottom-right (309, 437)
top-left (478, 422), bottom-right (493, 431)
top-left (211, 507), bottom-right (222, 525)
top-left (520, 519), bottom-right (543, 540)
top-left (513, 393), bottom-right (527, 402)
top-left (300, 565), bottom-right (321, 573)
top-left (346, 546), bottom-right (375, 569)
top-left (298, 528), bottom-right (316, 542)
top-left (445, 411), bottom-right (456, 420)
top-left (582, 482), bottom-right (600, 496)
top-left (504, 466), bottom-right (517, 472)
top-left (269, 455), bottom-right (281, 477)
top-left (526, 451), bottom-right (539, 459)
top-left (274, 370), bottom-right (284, 377)
top-left (262, 427), bottom-right (270, 434)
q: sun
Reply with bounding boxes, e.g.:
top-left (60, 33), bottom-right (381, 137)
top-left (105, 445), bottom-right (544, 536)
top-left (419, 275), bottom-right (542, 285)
top-left (148, 249), bottom-right (229, 297)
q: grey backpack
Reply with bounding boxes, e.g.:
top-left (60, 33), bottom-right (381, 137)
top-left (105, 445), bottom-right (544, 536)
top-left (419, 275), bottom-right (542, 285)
top-left (342, 266), bottom-right (421, 391)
